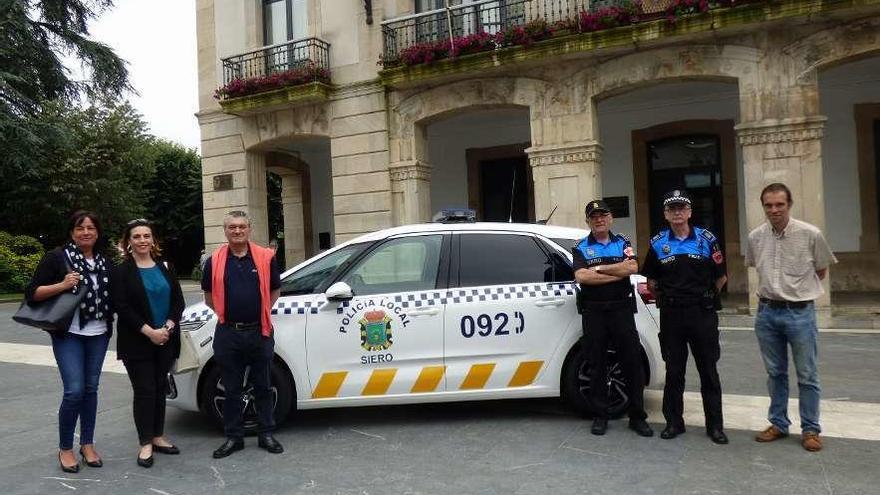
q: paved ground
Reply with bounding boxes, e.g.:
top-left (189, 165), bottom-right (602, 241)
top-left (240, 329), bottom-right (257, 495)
top-left (1, 289), bottom-right (878, 495)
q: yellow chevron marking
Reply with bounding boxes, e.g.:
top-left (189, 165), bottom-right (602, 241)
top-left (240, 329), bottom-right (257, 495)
top-left (361, 368), bottom-right (398, 396)
top-left (411, 365), bottom-right (446, 393)
top-left (460, 363), bottom-right (496, 390)
top-left (312, 371), bottom-right (348, 398)
top-left (508, 360), bottom-right (544, 387)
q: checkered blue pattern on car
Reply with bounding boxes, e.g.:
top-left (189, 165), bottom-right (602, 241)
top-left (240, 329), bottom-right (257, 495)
top-left (273, 299), bottom-right (320, 315)
top-left (335, 282), bottom-right (576, 313)
top-left (181, 308), bottom-right (214, 324)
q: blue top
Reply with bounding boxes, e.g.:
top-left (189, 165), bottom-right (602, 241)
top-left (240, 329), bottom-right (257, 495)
top-left (572, 232), bottom-right (635, 301)
top-left (139, 265), bottom-right (170, 328)
top-left (641, 226), bottom-right (727, 298)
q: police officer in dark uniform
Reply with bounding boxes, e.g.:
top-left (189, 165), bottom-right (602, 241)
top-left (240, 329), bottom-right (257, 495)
top-left (641, 190), bottom-right (729, 444)
top-left (573, 200), bottom-right (653, 437)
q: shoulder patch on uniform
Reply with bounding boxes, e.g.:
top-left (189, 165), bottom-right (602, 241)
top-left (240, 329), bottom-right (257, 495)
top-left (650, 232), bottom-right (665, 243)
top-left (616, 233), bottom-right (631, 242)
top-left (700, 229), bottom-right (717, 242)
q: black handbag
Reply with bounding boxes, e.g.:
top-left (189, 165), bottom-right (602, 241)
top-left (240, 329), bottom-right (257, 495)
top-left (13, 260), bottom-right (86, 335)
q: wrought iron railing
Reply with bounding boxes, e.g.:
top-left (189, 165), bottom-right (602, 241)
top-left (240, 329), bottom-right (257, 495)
top-left (381, 0), bottom-right (700, 67)
top-left (221, 37), bottom-right (330, 86)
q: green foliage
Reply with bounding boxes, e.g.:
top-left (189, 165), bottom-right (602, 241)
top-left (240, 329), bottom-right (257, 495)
top-left (0, 100), bottom-right (154, 247)
top-left (142, 140), bottom-right (205, 275)
top-left (0, 0), bottom-right (129, 171)
top-left (0, 231), bottom-right (44, 292)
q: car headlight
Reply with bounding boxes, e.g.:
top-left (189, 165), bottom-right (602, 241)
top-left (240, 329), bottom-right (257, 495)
top-left (179, 320), bottom-right (208, 333)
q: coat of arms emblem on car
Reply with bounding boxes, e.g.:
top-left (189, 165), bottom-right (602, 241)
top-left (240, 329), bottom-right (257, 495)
top-left (360, 310), bottom-right (393, 351)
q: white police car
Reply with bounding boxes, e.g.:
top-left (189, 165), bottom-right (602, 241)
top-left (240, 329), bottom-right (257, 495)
top-left (169, 214), bottom-right (663, 431)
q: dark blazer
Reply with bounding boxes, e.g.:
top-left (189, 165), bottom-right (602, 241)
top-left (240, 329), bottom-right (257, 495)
top-left (111, 259), bottom-right (185, 361)
top-left (25, 247), bottom-right (114, 335)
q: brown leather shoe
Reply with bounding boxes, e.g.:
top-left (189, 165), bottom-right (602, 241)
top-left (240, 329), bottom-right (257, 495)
top-left (802, 431), bottom-right (822, 452)
top-left (755, 425), bottom-right (788, 442)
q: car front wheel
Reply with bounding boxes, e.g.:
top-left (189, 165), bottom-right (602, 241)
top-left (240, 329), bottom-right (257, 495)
top-left (562, 344), bottom-right (631, 419)
top-left (200, 360), bottom-right (293, 434)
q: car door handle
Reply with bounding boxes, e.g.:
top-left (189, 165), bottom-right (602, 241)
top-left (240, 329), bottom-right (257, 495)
top-left (534, 298), bottom-right (565, 308)
top-left (408, 307), bottom-right (441, 317)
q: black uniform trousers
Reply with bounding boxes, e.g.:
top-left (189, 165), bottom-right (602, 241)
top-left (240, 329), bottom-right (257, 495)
top-left (583, 303), bottom-right (647, 420)
top-left (122, 348), bottom-right (176, 446)
top-left (658, 305), bottom-right (723, 431)
top-left (212, 324), bottom-right (276, 440)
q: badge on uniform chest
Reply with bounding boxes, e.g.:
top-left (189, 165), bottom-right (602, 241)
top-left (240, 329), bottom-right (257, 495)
top-left (662, 244), bottom-right (671, 254)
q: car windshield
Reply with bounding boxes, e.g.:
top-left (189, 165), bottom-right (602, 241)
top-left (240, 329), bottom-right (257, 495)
top-left (280, 244), bottom-right (365, 295)
top-left (551, 237), bottom-right (578, 253)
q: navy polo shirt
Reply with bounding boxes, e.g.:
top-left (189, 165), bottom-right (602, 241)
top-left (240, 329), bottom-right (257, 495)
top-left (572, 231), bottom-right (635, 301)
top-left (202, 249), bottom-right (281, 323)
top-left (641, 226), bottom-right (726, 298)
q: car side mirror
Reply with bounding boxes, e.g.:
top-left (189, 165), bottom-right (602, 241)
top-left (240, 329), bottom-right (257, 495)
top-left (325, 281), bottom-right (353, 301)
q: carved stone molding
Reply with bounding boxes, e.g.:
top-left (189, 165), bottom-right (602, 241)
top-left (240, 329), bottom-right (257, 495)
top-left (526, 142), bottom-right (603, 168)
top-left (735, 117), bottom-right (827, 146)
top-left (389, 161), bottom-right (431, 182)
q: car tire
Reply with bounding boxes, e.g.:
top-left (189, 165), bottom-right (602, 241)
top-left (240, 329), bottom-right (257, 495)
top-left (562, 344), bottom-right (631, 419)
top-left (200, 360), bottom-right (294, 434)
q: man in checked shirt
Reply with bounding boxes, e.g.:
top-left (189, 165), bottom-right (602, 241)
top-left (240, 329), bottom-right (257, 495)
top-left (746, 183), bottom-right (837, 452)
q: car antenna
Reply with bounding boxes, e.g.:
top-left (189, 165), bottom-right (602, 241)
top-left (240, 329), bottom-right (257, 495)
top-left (507, 167), bottom-right (517, 223)
top-left (537, 204), bottom-right (558, 225)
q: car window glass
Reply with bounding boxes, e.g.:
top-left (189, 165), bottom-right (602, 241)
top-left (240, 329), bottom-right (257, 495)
top-left (280, 244), bottom-right (361, 295)
top-left (538, 239), bottom-right (575, 282)
top-left (458, 234), bottom-right (552, 287)
top-left (343, 235), bottom-right (443, 296)
top-left (551, 237), bottom-right (576, 252)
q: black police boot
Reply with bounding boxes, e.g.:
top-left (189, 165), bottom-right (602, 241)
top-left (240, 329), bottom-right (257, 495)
top-left (212, 438), bottom-right (244, 459)
top-left (660, 424), bottom-right (686, 440)
top-left (591, 418), bottom-right (608, 436)
top-left (257, 434), bottom-right (284, 454)
top-left (628, 418), bottom-right (654, 437)
top-left (707, 428), bottom-right (729, 445)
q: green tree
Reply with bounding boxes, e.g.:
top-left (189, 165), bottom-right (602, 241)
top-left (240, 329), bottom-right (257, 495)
top-left (0, 100), bottom-right (154, 247)
top-left (142, 140), bottom-right (204, 274)
top-left (0, 0), bottom-right (129, 168)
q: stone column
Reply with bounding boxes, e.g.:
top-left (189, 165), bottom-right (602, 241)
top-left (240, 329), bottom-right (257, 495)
top-left (389, 161), bottom-right (432, 225)
top-left (200, 113), bottom-right (270, 252)
top-left (525, 141), bottom-right (603, 229)
top-left (736, 116), bottom-right (831, 312)
top-left (279, 170), bottom-right (307, 269)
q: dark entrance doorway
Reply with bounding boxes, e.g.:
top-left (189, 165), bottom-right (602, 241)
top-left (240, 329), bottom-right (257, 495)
top-left (646, 134), bottom-right (725, 246)
top-left (478, 156), bottom-right (531, 222)
top-left (466, 144), bottom-right (534, 223)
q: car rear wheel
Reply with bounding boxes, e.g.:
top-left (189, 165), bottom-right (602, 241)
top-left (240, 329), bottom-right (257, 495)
top-left (562, 344), bottom-right (630, 419)
top-left (200, 360), bottom-right (293, 434)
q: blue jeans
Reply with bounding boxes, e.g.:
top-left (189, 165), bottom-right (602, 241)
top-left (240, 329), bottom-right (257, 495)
top-left (754, 302), bottom-right (821, 434)
top-left (51, 332), bottom-right (110, 450)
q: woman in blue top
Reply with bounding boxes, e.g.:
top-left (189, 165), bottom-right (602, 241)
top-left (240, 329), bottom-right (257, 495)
top-left (111, 219), bottom-right (185, 468)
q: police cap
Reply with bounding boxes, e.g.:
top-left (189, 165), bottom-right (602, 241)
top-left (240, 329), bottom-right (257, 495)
top-left (585, 199), bottom-right (611, 217)
top-left (662, 189), bottom-right (692, 207)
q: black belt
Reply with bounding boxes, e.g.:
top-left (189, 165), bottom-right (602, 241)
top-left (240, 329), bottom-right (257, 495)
top-left (759, 298), bottom-right (812, 309)
top-left (224, 321), bottom-right (261, 330)
top-left (660, 296), bottom-right (704, 307)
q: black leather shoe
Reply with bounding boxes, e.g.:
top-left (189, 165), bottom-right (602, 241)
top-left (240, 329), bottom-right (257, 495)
top-left (58, 451), bottom-right (80, 473)
top-left (258, 434), bottom-right (284, 454)
top-left (136, 454), bottom-right (154, 468)
top-left (79, 447), bottom-right (103, 468)
top-left (660, 424), bottom-right (686, 440)
top-left (152, 444), bottom-right (180, 455)
top-left (628, 419), bottom-right (654, 437)
top-left (590, 418), bottom-right (608, 436)
top-left (213, 438), bottom-right (244, 459)
top-left (707, 428), bottom-right (729, 445)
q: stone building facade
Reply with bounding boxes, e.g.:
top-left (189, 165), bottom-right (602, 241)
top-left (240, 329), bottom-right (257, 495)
top-left (195, 0), bottom-right (880, 307)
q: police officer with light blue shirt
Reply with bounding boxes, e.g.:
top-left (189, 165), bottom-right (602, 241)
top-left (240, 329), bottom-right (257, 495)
top-left (641, 190), bottom-right (729, 444)
top-left (573, 200), bottom-right (652, 438)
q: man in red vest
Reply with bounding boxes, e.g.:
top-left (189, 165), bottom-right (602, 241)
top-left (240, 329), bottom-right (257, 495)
top-left (202, 210), bottom-right (282, 458)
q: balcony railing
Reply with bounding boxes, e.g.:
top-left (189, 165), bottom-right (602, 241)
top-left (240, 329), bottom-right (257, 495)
top-left (220, 37), bottom-right (330, 88)
top-left (380, 0), bottom-right (706, 67)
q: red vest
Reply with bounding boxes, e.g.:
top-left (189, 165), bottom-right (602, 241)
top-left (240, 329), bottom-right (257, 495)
top-left (211, 242), bottom-right (274, 336)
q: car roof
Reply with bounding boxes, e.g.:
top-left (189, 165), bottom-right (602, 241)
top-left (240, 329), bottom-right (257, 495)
top-left (283, 222), bottom-right (589, 275)
top-left (344, 222), bottom-right (589, 244)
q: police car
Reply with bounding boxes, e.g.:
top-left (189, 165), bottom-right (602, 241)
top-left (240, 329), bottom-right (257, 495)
top-left (169, 211), bottom-right (663, 431)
